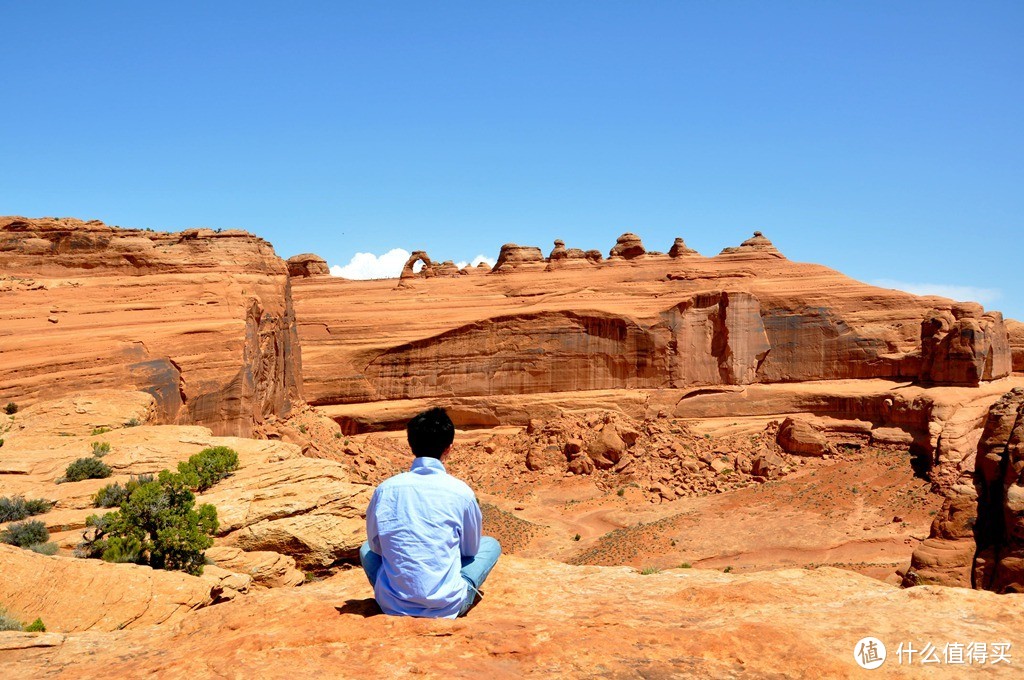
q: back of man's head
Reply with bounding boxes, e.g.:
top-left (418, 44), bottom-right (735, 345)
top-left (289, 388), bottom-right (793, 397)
top-left (407, 407), bottom-right (455, 459)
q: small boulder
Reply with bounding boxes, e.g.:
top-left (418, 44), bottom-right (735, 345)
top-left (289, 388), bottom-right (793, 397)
top-left (777, 417), bottom-right (827, 457)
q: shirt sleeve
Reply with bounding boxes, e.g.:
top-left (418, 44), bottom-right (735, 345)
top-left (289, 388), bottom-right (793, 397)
top-left (366, 488), bottom-right (382, 554)
top-left (460, 496), bottom-right (482, 557)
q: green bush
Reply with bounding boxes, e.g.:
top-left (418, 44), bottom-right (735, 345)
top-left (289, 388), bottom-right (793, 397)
top-left (91, 441), bottom-right (111, 457)
top-left (25, 618), bottom-right (46, 632)
top-left (0, 438), bottom-right (4, 448)
top-left (91, 427), bottom-right (111, 436)
top-left (0, 496), bottom-right (53, 522)
top-left (23, 498), bottom-right (52, 515)
top-left (175, 446), bottom-right (239, 492)
top-left (4, 402), bottom-right (17, 415)
top-left (92, 475), bottom-right (154, 508)
top-left (1, 520), bottom-right (49, 548)
top-left (80, 473), bottom-right (218, 576)
top-left (123, 417), bottom-right (141, 427)
top-left (61, 457), bottom-right (112, 483)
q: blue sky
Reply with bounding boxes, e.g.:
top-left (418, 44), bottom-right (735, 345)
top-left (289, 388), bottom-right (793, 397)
top-left (2, 2), bottom-right (1021, 319)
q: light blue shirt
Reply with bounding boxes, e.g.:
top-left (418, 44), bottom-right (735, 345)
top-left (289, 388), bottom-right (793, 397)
top-left (365, 457), bottom-right (482, 618)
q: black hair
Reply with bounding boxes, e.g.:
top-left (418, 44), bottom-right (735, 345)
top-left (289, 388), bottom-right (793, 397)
top-left (406, 407), bottom-right (455, 459)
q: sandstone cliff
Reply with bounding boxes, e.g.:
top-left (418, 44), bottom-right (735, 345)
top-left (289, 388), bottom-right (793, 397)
top-left (906, 387), bottom-right (1024, 593)
top-left (294, 232), bottom-right (1012, 415)
top-left (0, 217), bottom-right (302, 437)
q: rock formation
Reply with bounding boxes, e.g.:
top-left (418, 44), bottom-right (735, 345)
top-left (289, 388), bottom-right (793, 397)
top-left (0, 217), bottom-right (302, 437)
top-left (293, 232), bottom-right (1013, 414)
top-left (719, 231), bottom-right (784, 258)
top-left (919, 305), bottom-right (1011, 385)
top-left (905, 388), bottom-right (1024, 592)
top-left (399, 250), bottom-right (434, 279)
top-left (668, 237), bottom-right (698, 257)
top-left (972, 388), bottom-right (1024, 592)
top-left (608, 232), bottom-right (645, 259)
top-left (491, 243), bottom-right (545, 272)
top-left (285, 253), bottom-right (330, 278)
top-left (1004, 318), bottom-right (1023, 373)
top-left (0, 544), bottom-right (216, 632)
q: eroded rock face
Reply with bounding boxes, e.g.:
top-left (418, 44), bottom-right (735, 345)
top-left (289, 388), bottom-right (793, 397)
top-left (0, 544), bottom-right (214, 632)
top-left (919, 306), bottom-right (1011, 386)
top-left (0, 217), bottom-right (302, 437)
top-left (719, 231), bottom-right (784, 258)
top-left (972, 388), bottom-right (1024, 593)
top-left (906, 388), bottom-right (1024, 591)
top-left (200, 457), bottom-right (371, 569)
top-left (609, 232), bottom-right (645, 259)
top-left (491, 243), bottom-right (545, 272)
top-left (1004, 318), bottom-right (1023, 373)
top-left (668, 237), bottom-right (697, 257)
top-left (286, 254), bottom-right (330, 278)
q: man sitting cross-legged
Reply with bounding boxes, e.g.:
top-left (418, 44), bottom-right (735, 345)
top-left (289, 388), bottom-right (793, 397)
top-left (359, 407), bottom-right (501, 618)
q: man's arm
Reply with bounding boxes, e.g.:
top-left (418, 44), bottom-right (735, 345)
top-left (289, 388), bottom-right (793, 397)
top-left (461, 496), bottom-right (482, 557)
top-left (366, 488), bottom-right (383, 554)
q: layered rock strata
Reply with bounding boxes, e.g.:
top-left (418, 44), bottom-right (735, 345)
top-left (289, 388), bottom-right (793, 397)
top-left (0, 217), bottom-right (302, 437)
top-left (285, 253), bottom-right (329, 278)
top-left (295, 241), bottom-right (1012, 411)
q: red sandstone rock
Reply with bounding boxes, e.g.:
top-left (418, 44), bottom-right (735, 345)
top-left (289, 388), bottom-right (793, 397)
top-left (719, 231), bottom-right (784, 258)
top-left (972, 387), bottom-right (1024, 593)
top-left (777, 417), bottom-right (827, 456)
top-left (668, 236), bottom-right (698, 257)
top-left (9, 557), bottom-right (1020, 678)
top-left (491, 243), bottom-right (545, 272)
top-left (608, 232), bottom-right (645, 259)
top-left (0, 544), bottom-right (215, 632)
top-left (0, 216), bottom-right (301, 437)
top-left (1006, 318), bottom-right (1024, 372)
top-left (285, 253), bottom-right (330, 278)
top-left (919, 306), bottom-right (1011, 386)
top-left (399, 250), bottom-right (434, 279)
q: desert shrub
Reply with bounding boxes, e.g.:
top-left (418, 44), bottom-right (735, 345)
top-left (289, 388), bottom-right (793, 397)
top-left (80, 472), bottom-right (218, 576)
top-left (0, 496), bottom-right (53, 522)
top-left (175, 446), bottom-right (239, 492)
top-left (61, 457), bottom-right (112, 483)
top-left (4, 402), bottom-right (17, 415)
top-left (1, 520), bottom-right (49, 548)
top-left (23, 498), bottom-right (52, 515)
top-left (91, 441), bottom-right (111, 457)
top-left (0, 608), bottom-right (23, 631)
top-left (0, 496), bottom-right (29, 522)
top-left (27, 542), bottom-right (59, 556)
top-left (679, 562), bottom-right (692, 569)
top-left (639, 566), bottom-right (660, 575)
top-left (24, 618), bottom-right (46, 632)
top-left (92, 475), bottom-right (154, 508)
top-left (0, 438), bottom-right (4, 448)
top-left (91, 427), bottom-right (111, 436)
top-left (123, 417), bottom-right (141, 427)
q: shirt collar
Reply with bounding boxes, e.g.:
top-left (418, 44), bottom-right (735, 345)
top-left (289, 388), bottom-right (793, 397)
top-left (410, 457), bottom-right (447, 474)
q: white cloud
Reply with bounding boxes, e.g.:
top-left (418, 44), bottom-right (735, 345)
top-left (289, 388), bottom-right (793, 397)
top-left (330, 248), bottom-right (410, 279)
top-left (455, 255), bottom-right (496, 270)
top-left (870, 279), bottom-right (1002, 306)
top-left (330, 250), bottom-right (497, 279)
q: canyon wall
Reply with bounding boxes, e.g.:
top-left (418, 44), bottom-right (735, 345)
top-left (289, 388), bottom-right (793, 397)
top-left (294, 232), bottom-right (1012, 411)
top-left (0, 217), bottom-right (302, 437)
